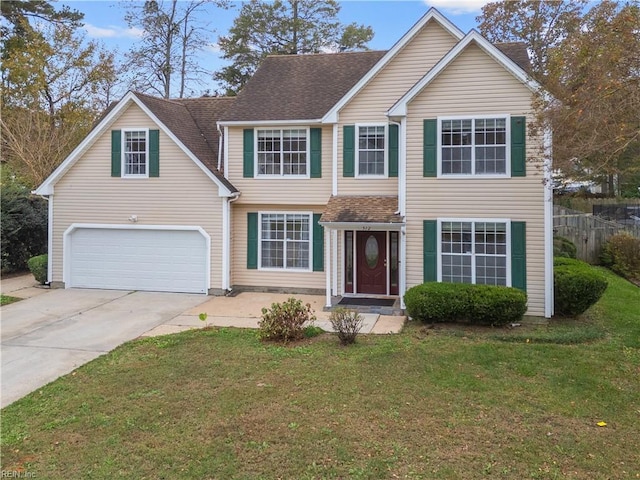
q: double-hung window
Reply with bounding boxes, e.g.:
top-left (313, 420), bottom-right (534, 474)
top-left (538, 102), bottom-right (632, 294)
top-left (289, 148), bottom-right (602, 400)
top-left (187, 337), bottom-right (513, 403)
top-left (440, 116), bottom-right (508, 176)
top-left (260, 213), bottom-right (311, 270)
top-left (357, 125), bottom-right (386, 176)
top-left (123, 129), bottom-right (148, 177)
top-left (257, 129), bottom-right (308, 176)
top-left (440, 220), bottom-right (508, 286)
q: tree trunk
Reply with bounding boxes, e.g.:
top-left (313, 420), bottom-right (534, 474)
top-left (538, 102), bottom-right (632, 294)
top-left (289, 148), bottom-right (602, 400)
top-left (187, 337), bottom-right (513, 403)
top-left (292, 0), bottom-right (298, 54)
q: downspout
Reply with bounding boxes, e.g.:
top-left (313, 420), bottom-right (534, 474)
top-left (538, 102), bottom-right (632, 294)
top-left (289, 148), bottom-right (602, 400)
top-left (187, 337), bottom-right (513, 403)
top-left (216, 122), bottom-right (224, 172)
top-left (222, 191), bottom-right (241, 294)
top-left (389, 119), bottom-right (407, 309)
top-left (32, 192), bottom-right (53, 286)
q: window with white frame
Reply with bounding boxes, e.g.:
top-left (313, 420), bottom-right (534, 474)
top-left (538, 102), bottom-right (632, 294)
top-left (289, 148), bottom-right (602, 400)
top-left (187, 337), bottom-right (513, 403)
top-left (123, 130), bottom-right (148, 176)
top-left (257, 129), bottom-right (308, 176)
top-left (357, 125), bottom-right (386, 176)
top-left (260, 213), bottom-right (311, 270)
top-left (440, 117), bottom-right (507, 175)
top-left (440, 220), bottom-right (508, 286)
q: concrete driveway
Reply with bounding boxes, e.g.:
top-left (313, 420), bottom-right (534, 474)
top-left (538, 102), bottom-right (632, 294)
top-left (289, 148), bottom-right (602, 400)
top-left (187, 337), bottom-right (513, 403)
top-left (1, 288), bottom-right (207, 408)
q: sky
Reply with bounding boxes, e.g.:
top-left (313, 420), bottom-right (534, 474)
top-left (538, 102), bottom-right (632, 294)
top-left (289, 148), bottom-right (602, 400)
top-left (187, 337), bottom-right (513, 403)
top-left (60, 0), bottom-right (494, 95)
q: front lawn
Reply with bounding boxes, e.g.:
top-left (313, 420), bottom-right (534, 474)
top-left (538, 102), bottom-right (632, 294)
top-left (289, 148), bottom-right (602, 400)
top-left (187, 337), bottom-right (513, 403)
top-left (1, 269), bottom-right (638, 479)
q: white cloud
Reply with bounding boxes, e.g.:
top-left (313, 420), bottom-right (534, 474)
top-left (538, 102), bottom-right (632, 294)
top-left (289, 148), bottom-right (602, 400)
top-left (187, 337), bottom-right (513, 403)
top-left (423, 0), bottom-right (492, 14)
top-left (84, 23), bottom-right (143, 39)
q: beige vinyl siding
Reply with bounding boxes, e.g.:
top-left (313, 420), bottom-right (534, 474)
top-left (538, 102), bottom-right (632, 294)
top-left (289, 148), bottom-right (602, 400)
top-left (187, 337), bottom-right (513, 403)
top-left (337, 20), bottom-right (459, 196)
top-left (405, 43), bottom-right (546, 315)
top-left (51, 103), bottom-right (224, 290)
top-left (226, 126), bottom-right (332, 205)
top-left (231, 204), bottom-right (326, 291)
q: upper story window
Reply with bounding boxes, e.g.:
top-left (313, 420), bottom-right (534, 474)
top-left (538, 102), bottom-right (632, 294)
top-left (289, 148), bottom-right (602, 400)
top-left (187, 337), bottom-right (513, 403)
top-left (123, 129), bottom-right (148, 177)
top-left (440, 116), bottom-right (508, 176)
top-left (357, 125), bottom-right (386, 176)
top-left (257, 128), bottom-right (308, 176)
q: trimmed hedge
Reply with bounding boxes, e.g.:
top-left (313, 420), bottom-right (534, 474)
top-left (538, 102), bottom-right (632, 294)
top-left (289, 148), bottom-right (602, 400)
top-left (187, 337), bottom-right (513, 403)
top-left (554, 257), bottom-right (608, 316)
top-left (600, 233), bottom-right (640, 282)
top-left (553, 236), bottom-right (577, 259)
top-left (27, 254), bottom-right (48, 285)
top-left (404, 282), bottom-right (528, 326)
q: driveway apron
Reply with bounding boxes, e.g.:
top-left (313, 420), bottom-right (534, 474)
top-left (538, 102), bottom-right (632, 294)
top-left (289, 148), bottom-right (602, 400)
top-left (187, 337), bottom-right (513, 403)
top-left (1, 289), bottom-right (207, 408)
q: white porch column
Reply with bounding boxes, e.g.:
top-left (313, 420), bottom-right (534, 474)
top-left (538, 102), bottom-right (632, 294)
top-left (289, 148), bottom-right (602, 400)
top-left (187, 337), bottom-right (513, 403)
top-left (325, 227), bottom-right (332, 308)
top-left (332, 230), bottom-right (338, 296)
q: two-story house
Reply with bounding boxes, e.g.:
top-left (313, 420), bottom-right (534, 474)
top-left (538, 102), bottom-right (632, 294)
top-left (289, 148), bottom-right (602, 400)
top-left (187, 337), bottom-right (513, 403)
top-left (35, 8), bottom-right (554, 317)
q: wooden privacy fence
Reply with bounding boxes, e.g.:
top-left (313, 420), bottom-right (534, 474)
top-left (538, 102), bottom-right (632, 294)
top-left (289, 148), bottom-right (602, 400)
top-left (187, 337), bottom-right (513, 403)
top-left (554, 206), bottom-right (640, 264)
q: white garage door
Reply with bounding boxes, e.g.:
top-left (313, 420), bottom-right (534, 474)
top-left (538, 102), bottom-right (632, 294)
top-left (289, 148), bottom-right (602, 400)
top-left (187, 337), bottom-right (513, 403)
top-left (67, 227), bottom-right (208, 294)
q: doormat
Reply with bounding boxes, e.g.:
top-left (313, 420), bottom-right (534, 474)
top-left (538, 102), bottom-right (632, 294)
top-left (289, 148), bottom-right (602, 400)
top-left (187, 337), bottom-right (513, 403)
top-left (337, 297), bottom-right (395, 307)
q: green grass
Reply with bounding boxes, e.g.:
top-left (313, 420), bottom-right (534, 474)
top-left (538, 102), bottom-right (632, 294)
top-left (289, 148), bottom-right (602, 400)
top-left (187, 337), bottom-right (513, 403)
top-left (0, 294), bottom-right (22, 306)
top-left (1, 269), bottom-right (639, 479)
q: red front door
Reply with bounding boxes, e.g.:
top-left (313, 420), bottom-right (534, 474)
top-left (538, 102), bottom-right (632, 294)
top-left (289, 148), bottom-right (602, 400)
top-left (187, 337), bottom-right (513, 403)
top-left (356, 231), bottom-right (387, 295)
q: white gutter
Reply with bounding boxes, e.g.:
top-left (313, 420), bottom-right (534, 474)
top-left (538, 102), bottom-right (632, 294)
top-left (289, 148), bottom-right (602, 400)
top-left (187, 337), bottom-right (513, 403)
top-left (218, 119), bottom-right (323, 127)
top-left (332, 124), bottom-right (338, 196)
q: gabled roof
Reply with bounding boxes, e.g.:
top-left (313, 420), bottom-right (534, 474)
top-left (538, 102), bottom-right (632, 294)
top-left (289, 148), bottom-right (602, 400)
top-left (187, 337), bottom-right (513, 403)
top-left (219, 51), bottom-right (386, 123)
top-left (35, 92), bottom-right (238, 196)
top-left (388, 30), bottom-right (544, 117)
top-left (322, 8), bottom-right (465, 123)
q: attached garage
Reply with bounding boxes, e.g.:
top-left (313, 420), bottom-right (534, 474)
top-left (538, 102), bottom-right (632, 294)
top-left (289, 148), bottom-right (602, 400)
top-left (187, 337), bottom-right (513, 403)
top-left (64, 225), bottom-right (209, 294)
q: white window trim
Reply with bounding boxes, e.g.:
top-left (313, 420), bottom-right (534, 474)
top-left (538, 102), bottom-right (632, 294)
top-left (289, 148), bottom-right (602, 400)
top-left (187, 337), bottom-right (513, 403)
top-left (254, 127), bottom-right (311, 179)
top-left (436, 218), bottom-right (512, 287)
top-left (436, 114), bottom-right (511, 179)
top-left (121, 128), bottom-right (150, 178)
top-left (258, 211), bottom-right (313, 272)
top-left (355, 123), bottom-right (388, 178)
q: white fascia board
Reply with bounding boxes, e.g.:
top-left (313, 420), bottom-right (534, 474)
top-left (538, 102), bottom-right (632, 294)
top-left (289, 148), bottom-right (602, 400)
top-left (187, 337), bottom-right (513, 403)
top-left (34, 91), bottom-right (234, 198)
top-left (322, 8), bottom-right (465, 124)
top-left (388, 30), bottom-right (546, 118)
top-left (34, 91), bottom-right (139, 195)
top-left (218, 119), bottom-right (322, 127)
top-left (319, 222), bottom-right (405, 231)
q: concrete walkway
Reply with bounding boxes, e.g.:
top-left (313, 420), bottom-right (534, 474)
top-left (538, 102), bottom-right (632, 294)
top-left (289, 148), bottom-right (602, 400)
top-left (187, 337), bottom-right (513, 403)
top-left (1, 273), bottom-right (50, 299)
top-left (142, 291), bottom-right (405, 337)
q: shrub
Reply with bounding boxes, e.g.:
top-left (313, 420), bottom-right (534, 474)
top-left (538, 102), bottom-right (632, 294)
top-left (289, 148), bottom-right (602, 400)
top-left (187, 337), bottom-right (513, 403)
top-left (600, 234), bottom-right (640, 281)
top-left (27, 254), bottom-right (48, 284)
top-left (329, 308), bottom-right (364, 345)
top-left (553, 236), bottom-right (577, 259)
top-left (554, 257), bottom-right (608, 316)
top-left (404, 282), bottom-right (527, 326)
top-left (1, 180), bottom-right (47, 273)
top-left (258, 297), bottom-right (316, 343)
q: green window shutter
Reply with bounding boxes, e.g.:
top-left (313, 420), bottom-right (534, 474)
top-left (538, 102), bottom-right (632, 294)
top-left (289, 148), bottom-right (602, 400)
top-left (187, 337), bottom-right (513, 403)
top-left (310, 128), bottom-right (322, 178)
top-left (423, 119), bottom-right (437, 177)
top-left (423, 220), bottom-right (438, 282)
top-left (243, 129), bottom-right (254, 178)
top-left (313, 213), bottom-right (324, 272)
top-left (343, 125), bottom-right (355, 177)
top-left (247, 212), bottom-right (258, 269)
top-left (111, 130), bottom-right (121, 177)
top-left (149, 129), bottom-right (160, 177)
top-left (511, 116), bottom-right (526, 177)
top-left (511, 221), bottom-right (527, 291)
top-left (388, 124), bottom-right (398, 177)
